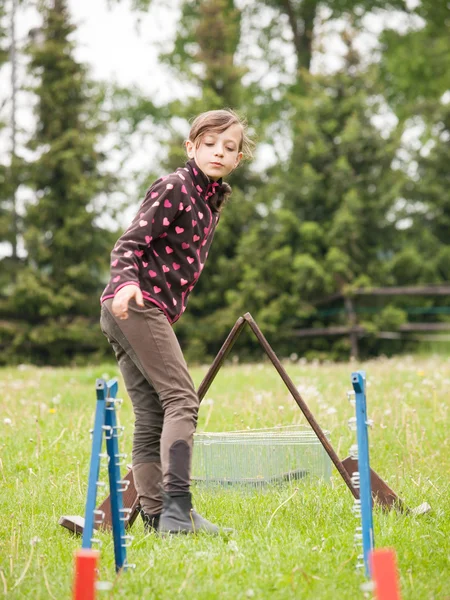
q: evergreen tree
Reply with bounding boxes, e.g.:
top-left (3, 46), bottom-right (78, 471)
top-left (1, 0), bottom-right (115, 364)
top-left (395, 102), bottom-right (450, 283)
top-left (0, 4), bottom-right (11, 249)
top-left (229, 42), bottom-right (403, 358)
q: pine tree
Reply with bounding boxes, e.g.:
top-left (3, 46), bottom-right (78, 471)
top-left (230, 41), bottom-right (403, 358)
top-left (0, 4), bottom-right (11, 249)
top-left (1, 0), bottom-right (115, 364)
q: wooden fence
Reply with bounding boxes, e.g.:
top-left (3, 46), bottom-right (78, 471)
top-left (292, 284), bottom-right (450, 359)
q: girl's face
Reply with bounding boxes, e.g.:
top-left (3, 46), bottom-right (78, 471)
top-left (186, 124), bottom-right (243, 181)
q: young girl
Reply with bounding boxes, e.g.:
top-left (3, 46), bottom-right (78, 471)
top-left (100, 109), bottom-right (252, 534)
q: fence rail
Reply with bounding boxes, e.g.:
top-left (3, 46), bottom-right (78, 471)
top-left (294, 284), bottom-right (450, 358)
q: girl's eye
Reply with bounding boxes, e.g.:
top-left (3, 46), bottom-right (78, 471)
top-left (205, 142), bottom-right (214, 147)
top-left (226, 147), bottom-right (235, 152)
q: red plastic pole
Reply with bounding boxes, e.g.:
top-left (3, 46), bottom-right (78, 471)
top-left (73, 549), bottom-right (99, 600)
top-left (370, 548), bottom-right (401, 600)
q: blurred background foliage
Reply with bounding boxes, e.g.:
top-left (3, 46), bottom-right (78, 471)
top-left (0, 0), bottom-right (449, 364)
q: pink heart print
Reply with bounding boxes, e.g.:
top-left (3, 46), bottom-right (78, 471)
top-left (151, 191), bottom-right (159, 199)
top-left (193, 235), bottom-right (200, 242)
top-left (160, 232), bottom-right (168, 238)
top-left (198, 212), bottom-right (203, 220)
top-left (152, 201), bottom-right (160, 207)
top-left (111, 259), bottom-right (118, 267)
top-left (173, 263), bottom-right (180, 270)
top-left (185, 206), bottom-right (192, 212)
top-left (179, 202), bottom-right (184, 210)
top-left (134, 250), bottom-right (144, 257)
top-left (145, 236), bottom-right (152, 244)
top-left (191, 197), bottom-right (196, 204)
top-left (182, 242), bottom-right (190, 250)
top-left (143, 262), bottom-right (148, 267)
top-left (163, 217), bottom-right (170, 226)
top-left (181, 278), bottom-right (188, 286)
top-left (187, 257), bottom-right (194, 264)
top-left (181, 185), bottom-right (188, 194)
top-left (113, 276), bottom-right (120, 282)
top-left (165, 246), bottom-right (174, 254)
top-left (175, 226), bottom-right (184, 234)
top-left (192, 220), bottom-right (197, 226)
top-left (124, 250), bottom-right (133, 257)
top-left (164, 199), bottom-right (172, 208)
top-left (148, 270), bottom-right (157, 277)
top-left (163, 265), bottom-right (170, 273)
top-left (166, 183), bottom-right (174, 190)
top-left (139, 220), bottom-right (148, 227)
top-left (173, 298), bottom-right (177, 305)
top-left (154, 286), bottom-right (161, 294)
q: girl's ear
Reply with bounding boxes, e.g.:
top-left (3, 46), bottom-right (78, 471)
top-left (185, 139), bottom-right (195, 158)
top-left (234, 152), bottom-right (243, 168)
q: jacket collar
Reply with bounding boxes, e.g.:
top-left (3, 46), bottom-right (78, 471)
top-left (185, 159), bottom-right (222, 201)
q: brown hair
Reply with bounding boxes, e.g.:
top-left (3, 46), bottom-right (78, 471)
top-left (188, 109), bottom-right (254, 161)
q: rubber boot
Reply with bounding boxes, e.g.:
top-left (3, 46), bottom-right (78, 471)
top-left (159, 490), bottom-right (219, 535)
top-left (139, 508), bottom-right (161, 533)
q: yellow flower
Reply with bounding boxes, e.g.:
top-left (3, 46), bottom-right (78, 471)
top-left (49, 408), bottom-right (57, 414)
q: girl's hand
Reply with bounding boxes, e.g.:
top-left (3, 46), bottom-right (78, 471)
top-left (112, 285), bottom-right (144, 320)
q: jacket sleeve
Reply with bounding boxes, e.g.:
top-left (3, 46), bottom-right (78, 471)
top-left (108, 177), bottom-right (186, 295)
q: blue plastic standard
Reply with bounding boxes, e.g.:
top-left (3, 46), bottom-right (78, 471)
top-left (82, 378), bottom-right (107, 549)
top-left (351, 370), bottom-right (374, 577)
top-left (104, 379), bottom-right (127, 572)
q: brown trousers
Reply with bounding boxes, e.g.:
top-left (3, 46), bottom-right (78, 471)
top-left (100, 299), bottom-right (200, 514)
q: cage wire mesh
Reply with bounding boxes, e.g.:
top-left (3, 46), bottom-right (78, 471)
top-left (192, 425), bottom-right (332, 488)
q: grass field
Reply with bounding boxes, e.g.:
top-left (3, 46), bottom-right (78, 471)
top-left (0, 355), bottom-right (449, 599)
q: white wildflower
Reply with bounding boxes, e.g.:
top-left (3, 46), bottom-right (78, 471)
top-left (254, 393), bottom-right (263, 405)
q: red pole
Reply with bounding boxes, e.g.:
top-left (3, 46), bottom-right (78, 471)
top-left (370, 548), bottom-right (402, 600)
top-left (73, 549), bottom-right (99, 600)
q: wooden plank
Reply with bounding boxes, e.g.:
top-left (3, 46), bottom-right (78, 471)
top-left (292, 323), bottom-right (450, 338)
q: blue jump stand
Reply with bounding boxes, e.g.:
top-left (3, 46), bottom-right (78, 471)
top-left (351, 370), bottom-right (374, 577)
top-left (81, 378), bottom-right (132, 572)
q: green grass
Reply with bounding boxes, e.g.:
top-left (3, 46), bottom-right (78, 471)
top-left (0, 356), bottom-right (449, 599)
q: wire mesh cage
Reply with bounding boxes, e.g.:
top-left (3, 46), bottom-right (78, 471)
top-left (192, 425), bottom-right (332, 488)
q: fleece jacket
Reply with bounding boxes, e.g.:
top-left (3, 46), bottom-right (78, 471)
top-left (101, 159), bottom-right (228, 324)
